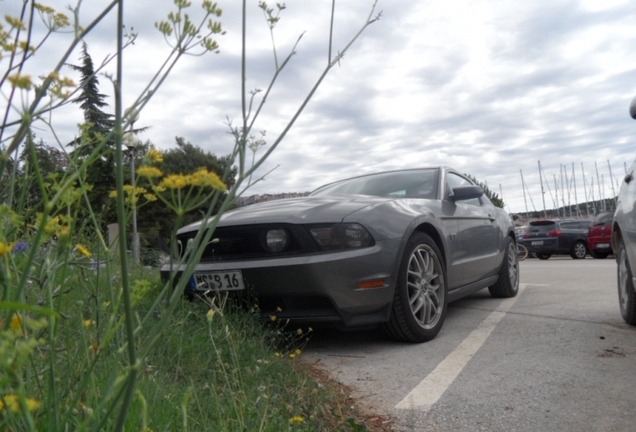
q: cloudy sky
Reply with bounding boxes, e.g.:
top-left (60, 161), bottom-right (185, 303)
top-left (4, 0), bottom-right (636, 214)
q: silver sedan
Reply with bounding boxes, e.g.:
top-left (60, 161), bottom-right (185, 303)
top-left (161, 167), bottom-right (519, 343)
top-left (613, 157), bottom-right (636, 324)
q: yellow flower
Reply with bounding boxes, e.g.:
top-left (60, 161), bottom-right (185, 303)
top-left (159, 174), bottom-right (189, 190)
top-left (296, 328), bottom-right (303, 335)
top-left (270, 315), bottom-right (277, 322)
top-left (10, 314), bottom-right (22, 331)
top-left (8, 73), bottom-right (32, 89)
top-left (275, 352), bottom-right (281, 357)
top-left (58, 225), bottom-right (71, 238)
top-left (0, 241), bottom-right (14, 257)
top-left (109, 190), bottom-right (118, 198)
top-left (276, 306), bottom-right (283, 312)
top-left (189, 168), bottom-right (227, 191)
top-left (147, 148), bottom-right (164, 163)
top-left (289, 416), bottom-right (305, 424)
top-left (5, 16), bottom-right (26, 30)
top-left (44, 216), bottom-right (61, 234)
top-left (83, 319), bottom-right (95, 329)
top-left (288, 353), bottom-right (296, 359)
top-left (206, 309), bottom-right (216, 322)
top-left (137, 166), bottom-right (163, 178)
top-left (144, 193), bottom-right (158, 202)
top-left (76, 244), bottom-right (92, 258)
top-left (295, 349), bottom-right (302, 356)
top-left (0, 394), bottom-right (41, 413)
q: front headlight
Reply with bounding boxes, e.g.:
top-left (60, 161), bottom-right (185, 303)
top-left (308, 223), bottom-right (374, 250)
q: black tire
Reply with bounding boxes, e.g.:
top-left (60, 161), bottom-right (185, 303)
top-left (489, 237), bottom-right (520, 298)
top-left (382, 232), bottom-right (447, 343)
top-left (590, 250), bottom-right (608, 259)
top-left (536, 253), bottom-right (552, 260)
top-left (617, 238), bottom-right (636, 325)
top-left (570, 241), bottom-right (587, 259)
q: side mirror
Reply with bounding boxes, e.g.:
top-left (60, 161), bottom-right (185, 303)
top-left (626, 173), bottom-right (633, 184)
top-left (630, 95), bottom-right (636, 120)
top-left (450, 185), bottom-right (483, 201)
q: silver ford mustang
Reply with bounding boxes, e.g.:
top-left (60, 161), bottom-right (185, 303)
top-left (161, 167), bottom-right (519, 343)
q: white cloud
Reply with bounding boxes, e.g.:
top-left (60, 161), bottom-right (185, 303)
top-left (3, 0), bottom-right (636, 215)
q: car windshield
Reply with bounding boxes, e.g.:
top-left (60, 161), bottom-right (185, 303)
top-left (528, 220), bottom-right (556, 233)
top-left (592, 212), bottom-right (613, 226)
top-left (310, 169), bottom-right (440, 199)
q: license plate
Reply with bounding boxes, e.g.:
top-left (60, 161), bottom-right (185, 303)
top-left (190, 271), bottom-right (245, 291)
top-left (531, 240), bottom-right (544, 246)
top-left (597, 243), bottom-right (610, 248)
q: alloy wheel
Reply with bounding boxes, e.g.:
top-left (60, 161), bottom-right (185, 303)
top-left (406, 244), bottom-right (444, 330)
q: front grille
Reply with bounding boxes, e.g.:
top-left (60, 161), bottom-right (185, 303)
top-left (177, 224), bottom-right (320, 261)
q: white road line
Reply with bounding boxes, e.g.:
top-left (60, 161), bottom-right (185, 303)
top-left (395, 283), bottom-right (528, 411)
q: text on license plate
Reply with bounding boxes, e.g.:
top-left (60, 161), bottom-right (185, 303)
top-left (531, 240), bottom-right (544, 246)
top-left (191, 271), bottom-right (245, 291)
top-left (597, 243), bottom-right (610, 248)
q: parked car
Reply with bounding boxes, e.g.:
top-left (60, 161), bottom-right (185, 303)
top-left (161, 167), bottom-right (519, 343)
top-left (518, 219), bottom-right (592, 260)
top-left (612, 157), bottom-right (636, 325)
top-left (587, 212), bottom-right (614, 259)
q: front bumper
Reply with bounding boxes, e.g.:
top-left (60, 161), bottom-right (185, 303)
top-left (161, 239), bottom-right (401, 327)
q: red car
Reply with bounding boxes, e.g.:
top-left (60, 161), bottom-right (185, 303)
top-left (587, 212), bottom-right (613, 259)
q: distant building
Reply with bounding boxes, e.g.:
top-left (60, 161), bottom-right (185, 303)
top-left (234, 191), bottom-right (311, 207)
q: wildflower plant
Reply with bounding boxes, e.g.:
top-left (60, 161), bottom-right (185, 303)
top-left (0, 0), bottom-right (380, 431)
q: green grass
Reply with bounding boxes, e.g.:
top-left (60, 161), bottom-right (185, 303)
top-left (1, 262), bottom-right (373, 431)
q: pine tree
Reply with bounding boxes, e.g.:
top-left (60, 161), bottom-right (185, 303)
top-left (465, 174), bottom-right (505, 208)
top-left (67, 42), bottom-right (116, 223)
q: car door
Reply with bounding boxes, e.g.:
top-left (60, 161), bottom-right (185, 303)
top-left (441, 171), bottom-right (499, 287)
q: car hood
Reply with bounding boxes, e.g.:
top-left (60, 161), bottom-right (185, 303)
top-left (177, 195), bottom-right (393, 234)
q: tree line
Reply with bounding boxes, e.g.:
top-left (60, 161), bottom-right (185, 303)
top-left (6, 43), bottom-right (236, 253)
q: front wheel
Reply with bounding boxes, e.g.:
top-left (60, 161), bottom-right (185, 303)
top-left (489, 237), bottom-right (520, 298)
top-left (382, 232), bottom-right (447, 343)
top-left (617, 238), bottom-right (636, 325)
top-left (570, 241), bottom-right (587, 259)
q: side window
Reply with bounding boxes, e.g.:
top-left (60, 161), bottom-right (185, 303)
top-left (446, 173), bottom-right (481, 206)
top-left (560, 222), bottom-right (576, 230)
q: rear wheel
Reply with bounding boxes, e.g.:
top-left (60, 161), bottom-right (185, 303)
top-left (617, 239), bottom-right (636, 325)
top-left (489, 237), bottom-right (519, 298)
top-left (382, 232), bottom-right (447, 343)
top-left (570, 241), bottom-right (587, 259)
top-left (536, 253), bottom-right (551, 260)
top-left (517, 243), bottom-right (528, 261)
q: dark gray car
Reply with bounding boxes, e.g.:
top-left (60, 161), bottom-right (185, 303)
top-left (161, 167), bottom-right (519, 343)
top-left (518, 219), bottom-right (592, 260)
top-left (612, 157), bottom-right (636, 325)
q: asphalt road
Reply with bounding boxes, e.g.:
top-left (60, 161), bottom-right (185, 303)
top-left (302, 257), bottom-right (636, 432)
